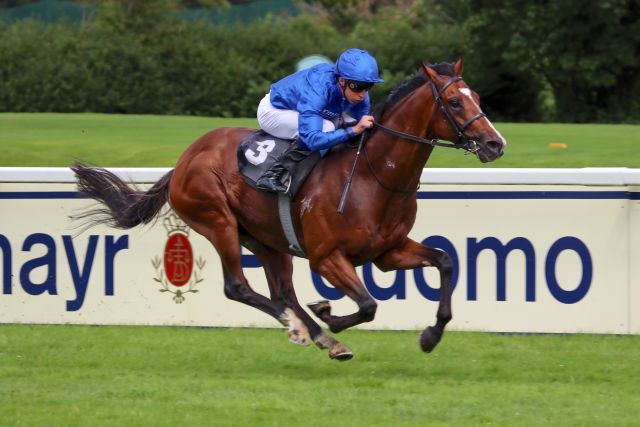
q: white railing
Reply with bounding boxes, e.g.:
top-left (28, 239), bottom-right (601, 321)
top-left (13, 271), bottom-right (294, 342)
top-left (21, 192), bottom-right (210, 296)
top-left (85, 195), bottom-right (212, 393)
top-left (2, 167), bottom-right (640, 185)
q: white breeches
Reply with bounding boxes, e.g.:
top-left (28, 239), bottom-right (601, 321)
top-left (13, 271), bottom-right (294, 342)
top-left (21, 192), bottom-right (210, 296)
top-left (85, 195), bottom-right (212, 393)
top-left (257, 93), bottom-right (351, 140)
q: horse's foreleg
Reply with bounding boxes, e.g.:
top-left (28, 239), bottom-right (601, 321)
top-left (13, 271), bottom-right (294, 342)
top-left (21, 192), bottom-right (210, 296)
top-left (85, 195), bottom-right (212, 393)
top-left (309, 251), bottom-right (378, 334)
top-left (244, 238), bottom-right (352, 360)
top-left (374, 238), bottom-right (453, 353)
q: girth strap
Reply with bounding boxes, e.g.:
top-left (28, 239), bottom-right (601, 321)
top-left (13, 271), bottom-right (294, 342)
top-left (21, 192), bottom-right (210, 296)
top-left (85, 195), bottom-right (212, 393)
top-left (277, 193), bottom-right (306, 257)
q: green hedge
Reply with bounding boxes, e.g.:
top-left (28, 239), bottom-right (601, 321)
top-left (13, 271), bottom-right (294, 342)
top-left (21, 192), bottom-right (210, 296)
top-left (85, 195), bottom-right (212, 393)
top-left (1, 11), bottom-right (637, 123)
top-left (0, 15), bottom-right (469, 118)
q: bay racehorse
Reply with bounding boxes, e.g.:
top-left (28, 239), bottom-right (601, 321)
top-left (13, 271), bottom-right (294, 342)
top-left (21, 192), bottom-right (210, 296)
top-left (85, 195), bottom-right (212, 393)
top-left (72, 59), bottom-right (506, 361)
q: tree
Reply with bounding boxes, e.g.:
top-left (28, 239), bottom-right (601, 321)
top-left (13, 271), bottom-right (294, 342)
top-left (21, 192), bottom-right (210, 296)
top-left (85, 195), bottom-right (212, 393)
top-left (0, 0), bottom-right (38, 9)
top-left (89, 0), bottom-right (228, 36)
top-left (464, 0), bottom-right (640, 122)
top-left (303, 0), bottom-right (423, 33)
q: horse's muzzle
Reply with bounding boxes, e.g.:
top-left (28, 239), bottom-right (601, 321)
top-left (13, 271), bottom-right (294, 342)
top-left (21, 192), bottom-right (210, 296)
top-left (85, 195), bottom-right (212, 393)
top-left (478, 139), bottom-right (506, 163)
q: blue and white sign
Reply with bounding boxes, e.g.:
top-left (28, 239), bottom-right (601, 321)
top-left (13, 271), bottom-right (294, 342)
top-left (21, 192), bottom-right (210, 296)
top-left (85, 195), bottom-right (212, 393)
top-left (1, 168), bottom-right (639, 334)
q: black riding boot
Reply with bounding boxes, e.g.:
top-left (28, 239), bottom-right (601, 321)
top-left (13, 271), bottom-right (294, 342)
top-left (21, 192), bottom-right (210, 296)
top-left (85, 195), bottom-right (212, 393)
top-left (255, 141), bottom-right (312, 193)
top-left (255, 162), bottom-right (288, 193)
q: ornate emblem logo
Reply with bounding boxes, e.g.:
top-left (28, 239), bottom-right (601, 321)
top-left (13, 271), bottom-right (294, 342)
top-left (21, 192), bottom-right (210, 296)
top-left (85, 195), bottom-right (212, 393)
top-left (151, 213), bottom-right (205, 303)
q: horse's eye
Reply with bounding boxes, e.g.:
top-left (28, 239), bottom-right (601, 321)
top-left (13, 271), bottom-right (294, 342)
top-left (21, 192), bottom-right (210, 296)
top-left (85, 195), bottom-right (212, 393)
top-left (449, 98), bottom-right (461, 108)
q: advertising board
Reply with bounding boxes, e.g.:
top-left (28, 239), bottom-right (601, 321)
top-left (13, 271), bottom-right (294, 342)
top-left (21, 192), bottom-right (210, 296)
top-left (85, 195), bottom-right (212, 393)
top-left (1, 168), bottom-right (639, 334)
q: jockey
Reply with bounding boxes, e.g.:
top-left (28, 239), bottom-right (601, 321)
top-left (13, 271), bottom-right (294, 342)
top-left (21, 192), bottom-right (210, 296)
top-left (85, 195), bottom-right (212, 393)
top-left (255, 48), bottom-right (384, 193)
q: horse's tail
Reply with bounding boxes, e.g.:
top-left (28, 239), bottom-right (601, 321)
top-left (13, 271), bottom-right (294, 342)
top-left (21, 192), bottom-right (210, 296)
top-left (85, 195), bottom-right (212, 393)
top-left (71, 162), bottom-right (173, 230)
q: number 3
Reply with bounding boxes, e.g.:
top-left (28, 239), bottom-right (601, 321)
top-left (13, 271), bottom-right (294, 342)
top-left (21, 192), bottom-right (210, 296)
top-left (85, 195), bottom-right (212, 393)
top-left (245, 140), bottom-right (275, 165)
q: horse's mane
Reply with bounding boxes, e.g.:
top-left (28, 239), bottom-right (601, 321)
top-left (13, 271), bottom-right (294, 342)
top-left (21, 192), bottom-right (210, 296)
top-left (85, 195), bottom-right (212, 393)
top-left (373, 62), bottom-right (455, 122)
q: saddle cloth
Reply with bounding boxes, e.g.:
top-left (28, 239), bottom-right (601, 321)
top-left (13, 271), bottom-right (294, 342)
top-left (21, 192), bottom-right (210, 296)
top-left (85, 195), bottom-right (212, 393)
top-left (237, 130), bottom-right (321, 198)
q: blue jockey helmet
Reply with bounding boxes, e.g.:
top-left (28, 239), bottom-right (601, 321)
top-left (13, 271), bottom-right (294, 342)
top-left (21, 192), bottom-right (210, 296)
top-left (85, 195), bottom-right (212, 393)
top-left (336, 49), bottom-right (384, 83)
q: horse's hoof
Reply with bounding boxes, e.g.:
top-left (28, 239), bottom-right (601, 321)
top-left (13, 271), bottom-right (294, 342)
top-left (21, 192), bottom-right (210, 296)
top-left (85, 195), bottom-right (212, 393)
top-left (331, 351), bottom-right (354, 362)
top-left (329, 343), bottom-right (353, 361)
top-left (420, 326), bottom-right (441, 353)
top-left (307, 300), bottom-right (331, 317)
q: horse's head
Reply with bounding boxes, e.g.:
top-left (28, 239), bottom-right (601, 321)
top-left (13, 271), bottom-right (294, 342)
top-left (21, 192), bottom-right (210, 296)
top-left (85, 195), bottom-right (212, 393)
top-left (422, 59), bottom-right (506, 163)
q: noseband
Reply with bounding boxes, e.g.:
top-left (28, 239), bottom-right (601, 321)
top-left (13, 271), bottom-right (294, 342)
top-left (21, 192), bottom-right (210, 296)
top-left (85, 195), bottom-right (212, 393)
top-left (373, 76), bottom-right (486, 154)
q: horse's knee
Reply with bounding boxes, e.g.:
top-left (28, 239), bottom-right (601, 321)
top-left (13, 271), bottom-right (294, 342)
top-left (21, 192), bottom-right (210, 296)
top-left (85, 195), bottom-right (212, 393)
top-left (360, 298), bottom-right (378, 322)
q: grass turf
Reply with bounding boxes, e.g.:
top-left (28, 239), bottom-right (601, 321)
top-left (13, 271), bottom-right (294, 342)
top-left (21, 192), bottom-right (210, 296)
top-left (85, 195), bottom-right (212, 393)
top-left (2, 114), bottom-right (639, 425)
top-left (1, 325), bottom-right (639, 426)
top-left (1, 113), bottom-right (639, 168)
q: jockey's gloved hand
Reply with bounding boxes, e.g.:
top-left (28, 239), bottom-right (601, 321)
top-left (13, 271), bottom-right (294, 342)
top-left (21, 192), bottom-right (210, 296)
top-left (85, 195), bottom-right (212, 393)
top-left (352, 115), bottom-right (375, 135)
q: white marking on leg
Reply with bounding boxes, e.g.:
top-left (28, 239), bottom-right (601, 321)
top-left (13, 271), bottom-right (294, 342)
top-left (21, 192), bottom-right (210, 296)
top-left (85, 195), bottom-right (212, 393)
top-left (283, 308), bottom-right (311, 346)
top-left (422, 260), bottom-right (432, 267)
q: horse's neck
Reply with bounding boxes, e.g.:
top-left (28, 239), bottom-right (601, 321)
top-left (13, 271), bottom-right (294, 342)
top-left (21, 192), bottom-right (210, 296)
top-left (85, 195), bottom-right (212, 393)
top-left (366, 85), bottom-right (435, 190)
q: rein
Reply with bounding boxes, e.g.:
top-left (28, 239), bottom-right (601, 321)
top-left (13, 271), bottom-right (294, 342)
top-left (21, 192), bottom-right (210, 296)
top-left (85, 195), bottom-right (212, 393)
top-left (373, 121), bottom-right (476, 152)
top-left (338, 74), bottom-right (489, 206)
top-left (363, 76), bottom-right (488, 194)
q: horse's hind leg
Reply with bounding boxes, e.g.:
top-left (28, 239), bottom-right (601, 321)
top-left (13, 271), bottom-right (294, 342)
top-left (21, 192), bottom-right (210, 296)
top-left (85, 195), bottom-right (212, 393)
top-left (374, 238), bottom-right (453, 353)
top-left (241, 236), bottom-right (353, 360)
top-left (177, 206), bottom-right (288, 325)
top-left (242, 238), bottom-right (311, 346)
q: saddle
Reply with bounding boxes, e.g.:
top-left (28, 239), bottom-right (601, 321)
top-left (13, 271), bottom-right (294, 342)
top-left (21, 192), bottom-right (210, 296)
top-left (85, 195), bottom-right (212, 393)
top-left (237, 130), bottom-right (321, 198)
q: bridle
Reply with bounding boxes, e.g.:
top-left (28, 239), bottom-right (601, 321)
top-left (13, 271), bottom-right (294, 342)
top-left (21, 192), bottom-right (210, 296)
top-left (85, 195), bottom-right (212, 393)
top-left (360, 75), bottom-right (488, 194)
top-left (373, 76), bottom-right (486, 155)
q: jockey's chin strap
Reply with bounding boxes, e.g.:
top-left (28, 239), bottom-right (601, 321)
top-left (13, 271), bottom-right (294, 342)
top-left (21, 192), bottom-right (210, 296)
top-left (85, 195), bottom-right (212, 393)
top-left (339, 80), bottom-right (348, 100)
top-left (372, 76), bottom-right (487, 155)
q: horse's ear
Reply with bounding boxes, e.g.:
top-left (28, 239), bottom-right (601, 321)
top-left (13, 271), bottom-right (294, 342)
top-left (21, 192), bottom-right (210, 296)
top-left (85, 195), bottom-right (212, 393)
top-left (421, 62), bottom-right (438, 81)
top-left (453, 57), bottom-right (464, 76)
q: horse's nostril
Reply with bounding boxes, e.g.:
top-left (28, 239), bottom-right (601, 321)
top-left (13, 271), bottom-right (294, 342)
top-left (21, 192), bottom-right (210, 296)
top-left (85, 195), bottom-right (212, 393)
top-left (487, 140), bottom-right (502, 153)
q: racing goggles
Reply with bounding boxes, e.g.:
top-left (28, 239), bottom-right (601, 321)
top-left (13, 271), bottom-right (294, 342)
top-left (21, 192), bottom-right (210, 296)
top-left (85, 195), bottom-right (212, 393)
top-left (346, 80), bottom-right (375, 93)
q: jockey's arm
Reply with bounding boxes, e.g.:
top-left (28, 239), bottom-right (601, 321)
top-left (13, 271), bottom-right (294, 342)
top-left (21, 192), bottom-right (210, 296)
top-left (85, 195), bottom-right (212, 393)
top-left (297, 93), bottom-right (353, 151)
top-left (298, 111), bottom-right (352, 151)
